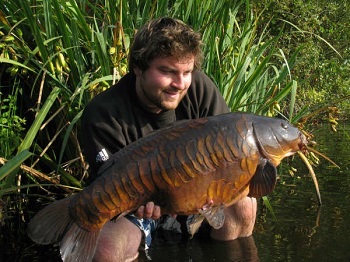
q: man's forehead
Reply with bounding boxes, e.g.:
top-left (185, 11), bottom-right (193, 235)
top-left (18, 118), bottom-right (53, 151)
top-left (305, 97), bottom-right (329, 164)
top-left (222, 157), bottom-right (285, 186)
top-left (151, 55), bottom-right (195, 68)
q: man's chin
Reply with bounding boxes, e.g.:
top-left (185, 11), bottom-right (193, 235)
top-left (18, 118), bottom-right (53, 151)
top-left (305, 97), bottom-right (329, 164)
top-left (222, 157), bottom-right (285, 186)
top-left (161, 104), bottom-right (179, 111)
top-left (160, 100), bottom-right (181, 111)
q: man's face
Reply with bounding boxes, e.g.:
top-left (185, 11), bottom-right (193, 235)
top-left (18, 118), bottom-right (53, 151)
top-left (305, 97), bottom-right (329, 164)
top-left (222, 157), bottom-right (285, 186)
top-left (134, 55), bottom-right (194, 114)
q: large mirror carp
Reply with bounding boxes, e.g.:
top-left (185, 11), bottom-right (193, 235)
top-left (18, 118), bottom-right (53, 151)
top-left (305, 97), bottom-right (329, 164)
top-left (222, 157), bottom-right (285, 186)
top-left (28, 112), bottom-right (307, 262)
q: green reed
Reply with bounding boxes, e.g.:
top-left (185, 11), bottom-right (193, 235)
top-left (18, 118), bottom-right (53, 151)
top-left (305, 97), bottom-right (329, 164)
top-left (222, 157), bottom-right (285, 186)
top-left (0, 0), bottom-right (299, 199)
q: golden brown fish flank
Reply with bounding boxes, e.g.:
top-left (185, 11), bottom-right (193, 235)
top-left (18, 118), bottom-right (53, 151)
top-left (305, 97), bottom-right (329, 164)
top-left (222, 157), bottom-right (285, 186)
top-left (27, 112), bottom-right (306, 262)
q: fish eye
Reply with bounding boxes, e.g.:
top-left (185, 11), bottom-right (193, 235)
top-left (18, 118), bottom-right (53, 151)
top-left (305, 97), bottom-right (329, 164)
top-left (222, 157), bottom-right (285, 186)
top-left (281, 122), bottom-right (288, 129)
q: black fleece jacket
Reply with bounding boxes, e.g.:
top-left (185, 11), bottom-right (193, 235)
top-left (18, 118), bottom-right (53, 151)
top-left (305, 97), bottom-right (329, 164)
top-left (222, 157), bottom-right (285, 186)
top-left (81, 70), bottom-right (230, 183)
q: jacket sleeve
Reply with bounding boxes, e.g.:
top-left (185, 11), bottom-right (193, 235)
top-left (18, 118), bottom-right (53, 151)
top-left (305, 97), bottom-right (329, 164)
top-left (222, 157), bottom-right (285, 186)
top-left (80, 94), bottom-right (126, 181)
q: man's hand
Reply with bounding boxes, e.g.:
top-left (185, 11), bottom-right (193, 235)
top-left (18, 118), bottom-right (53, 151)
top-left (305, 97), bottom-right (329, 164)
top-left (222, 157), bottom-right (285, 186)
top-left (134, 202), bottom-right (161, 220)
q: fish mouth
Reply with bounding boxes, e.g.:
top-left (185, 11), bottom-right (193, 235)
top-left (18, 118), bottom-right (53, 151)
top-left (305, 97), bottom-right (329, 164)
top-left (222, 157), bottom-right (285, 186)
top-left (298, 132), bottom-right (308, 153)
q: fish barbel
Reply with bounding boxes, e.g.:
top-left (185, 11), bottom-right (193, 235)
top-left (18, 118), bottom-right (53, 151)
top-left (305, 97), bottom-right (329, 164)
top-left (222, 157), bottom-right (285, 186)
top-left (27, 112), bottom-right (307, 261)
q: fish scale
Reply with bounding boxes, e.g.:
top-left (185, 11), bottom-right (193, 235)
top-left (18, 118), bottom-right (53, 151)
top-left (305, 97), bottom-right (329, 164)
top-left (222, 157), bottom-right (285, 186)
top-left (28, 112), bottom-right (307, 262)
top-left (72, 114), bottom-right (267, 221)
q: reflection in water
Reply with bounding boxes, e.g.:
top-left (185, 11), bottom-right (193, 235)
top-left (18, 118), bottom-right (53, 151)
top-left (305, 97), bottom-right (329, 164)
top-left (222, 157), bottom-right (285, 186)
top-left (1, 123), bottom-right (349, 261)
top-left (141, 123), bottom-right (350, 262)
top-left (140, 230), bottom-right (259, 262)
top-left (209, 236), bottom-right (259, 262)
top-left (254, 122), bottom-right (350, 262)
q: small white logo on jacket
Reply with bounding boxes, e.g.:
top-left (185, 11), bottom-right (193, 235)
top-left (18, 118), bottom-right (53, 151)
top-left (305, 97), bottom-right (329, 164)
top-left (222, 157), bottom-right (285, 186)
top-left (96, 148), bottom-right (109, 163)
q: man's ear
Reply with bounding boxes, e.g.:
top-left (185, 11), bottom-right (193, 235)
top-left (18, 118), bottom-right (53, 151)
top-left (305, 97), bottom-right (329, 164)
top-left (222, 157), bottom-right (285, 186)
top-left (133, 67), bottom-right (142, 77)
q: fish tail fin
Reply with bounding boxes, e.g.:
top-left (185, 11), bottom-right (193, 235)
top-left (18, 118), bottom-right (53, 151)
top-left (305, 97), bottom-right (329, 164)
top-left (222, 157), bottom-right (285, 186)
top-left (27, 197), bottom-right (73, 244)
top-left (60, 222), bottom-right (100, 262)
top-left (27, 197), bottom-right (100, 262)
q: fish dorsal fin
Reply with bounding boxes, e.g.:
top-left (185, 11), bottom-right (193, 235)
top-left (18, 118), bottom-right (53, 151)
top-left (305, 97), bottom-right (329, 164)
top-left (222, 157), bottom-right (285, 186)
top-left (248, 158), bottom-right (277, 198)
top-left (187, 205), bottom-right (226, 238)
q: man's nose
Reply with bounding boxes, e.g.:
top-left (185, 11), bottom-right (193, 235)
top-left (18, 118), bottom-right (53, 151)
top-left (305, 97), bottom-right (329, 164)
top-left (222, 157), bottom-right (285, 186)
top-left (171, 74), bottom-right (186, 90)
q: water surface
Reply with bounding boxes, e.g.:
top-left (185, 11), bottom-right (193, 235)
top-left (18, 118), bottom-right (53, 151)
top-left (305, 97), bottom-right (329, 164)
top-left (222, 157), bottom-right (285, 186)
top-left (143, 122), bottom-right (350, 261)
top-left (1, 123), bottom-right (349, 262)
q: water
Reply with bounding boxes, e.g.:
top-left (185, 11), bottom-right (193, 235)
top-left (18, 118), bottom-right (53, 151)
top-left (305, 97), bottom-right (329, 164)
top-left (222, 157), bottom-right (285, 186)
top-left (1, 123), bottom-right (349, 261)
top-left (251, 122), bottom-right (350, 262)
top-left (143, 122), bottom-right (350, 262)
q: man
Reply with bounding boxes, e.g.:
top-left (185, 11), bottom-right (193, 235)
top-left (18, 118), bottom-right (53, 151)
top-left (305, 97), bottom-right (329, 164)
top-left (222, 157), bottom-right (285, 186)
top-left (81, 17), bottom-right (257, 262)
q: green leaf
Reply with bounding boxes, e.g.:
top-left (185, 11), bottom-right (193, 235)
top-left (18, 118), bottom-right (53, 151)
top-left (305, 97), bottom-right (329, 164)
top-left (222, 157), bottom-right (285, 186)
top-left (289, 80), bottom-right (298, 121)
top-left (0, 150), bottom-right (32, 182)
top-left (0, 58), bottom-right (35, 72)
top-left (17, 87), bottom-right (60, 153)
top-left (0, 150), bottom-right (33, 192)
top-left (262, 196), bottom-right (277, 220)
top-left (58, 109), bottom-right (83, 167)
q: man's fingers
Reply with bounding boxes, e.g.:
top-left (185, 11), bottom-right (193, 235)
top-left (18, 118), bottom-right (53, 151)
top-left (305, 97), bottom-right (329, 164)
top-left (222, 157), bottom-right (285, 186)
top-left (152, 205), bottom-right (161, 220)
top-left (134, 202), bottom-right (161, 219)
top-left (135, 206), bottom-right (145, 218)
top-left (144, 202), bottom-right (155, 218)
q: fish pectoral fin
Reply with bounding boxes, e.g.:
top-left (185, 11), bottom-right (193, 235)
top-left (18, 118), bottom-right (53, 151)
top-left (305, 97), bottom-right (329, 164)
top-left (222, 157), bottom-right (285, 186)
top-left (187, 205), bottom-right (226, 238)
top-left (187, 214), bottom-right (205, 238)
top-left (248, 158), bottom-right (277, 198)
top-left (199, 204), bottom-right (225, 229)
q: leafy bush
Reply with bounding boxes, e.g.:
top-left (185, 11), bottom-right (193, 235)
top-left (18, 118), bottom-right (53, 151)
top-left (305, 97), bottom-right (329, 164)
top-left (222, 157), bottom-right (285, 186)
top-left (0, 0), bottom-right (300, 195)
top-left (251, 0), bottom-right (350, 120)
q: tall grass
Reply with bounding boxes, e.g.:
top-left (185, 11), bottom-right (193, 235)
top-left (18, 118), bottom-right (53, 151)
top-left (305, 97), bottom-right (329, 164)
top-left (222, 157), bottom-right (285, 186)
top-left (0, 0), bottom-right (299, 202)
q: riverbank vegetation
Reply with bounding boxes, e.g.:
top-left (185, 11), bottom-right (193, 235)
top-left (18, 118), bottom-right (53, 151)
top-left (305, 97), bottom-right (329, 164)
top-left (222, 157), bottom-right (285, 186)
top-left (0, 0), bottom-right (348, 258)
